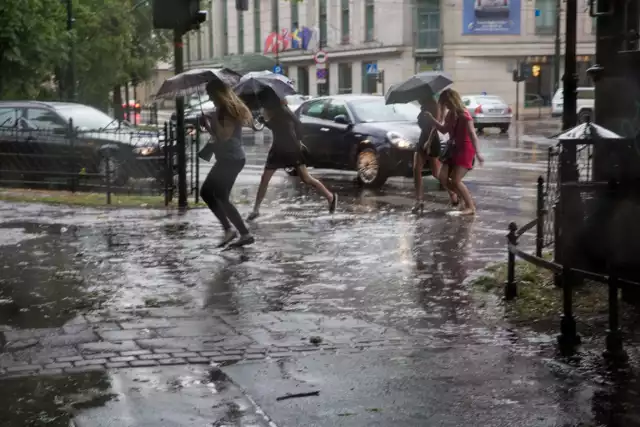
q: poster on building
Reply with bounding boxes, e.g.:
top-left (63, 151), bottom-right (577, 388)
top-left (462, 0), bottom-right (521, 35)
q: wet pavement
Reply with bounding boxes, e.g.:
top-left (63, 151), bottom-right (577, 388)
top-left (1, 129), bottom-right (638, 426)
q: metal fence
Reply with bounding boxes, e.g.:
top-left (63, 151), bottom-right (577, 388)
top-left (0, 118), bottom-right (173, 198)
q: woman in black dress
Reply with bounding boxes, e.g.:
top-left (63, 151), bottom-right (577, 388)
top-left (413, 95), bottom-right (452, 213)
top-left (247, 89), bottom-right (337, 220)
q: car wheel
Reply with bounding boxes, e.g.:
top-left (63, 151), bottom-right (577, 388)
top-left (500, 125), bottom-right (510, 134)
top-left (251, 116), bottom-right (265, 131)
top-left (578, 109), bottom-right (592, 124)
top-left (356, 148), bottom-right (388, 188)
top-left (99, 152), bottom-right (129, 186)
top-left (284, 167), bottom-right (298, 176)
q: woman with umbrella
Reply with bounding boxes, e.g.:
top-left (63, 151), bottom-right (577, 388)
top-left (198, 78), bottom-right (256, 247)
top-left (234, 73), bottom-right (337, 221)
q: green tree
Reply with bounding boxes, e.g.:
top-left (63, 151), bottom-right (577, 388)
top-left (0, 0), bottom-right (67, 99)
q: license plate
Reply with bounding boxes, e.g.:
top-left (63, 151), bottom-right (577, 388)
top-left (489, 109), bottom-right (502, 113)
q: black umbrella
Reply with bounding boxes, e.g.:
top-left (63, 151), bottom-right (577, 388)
top-left (154, 67), bottom-right (242, 99)
top-left (385, 71), bottom-right (453, 105)
top-left (233, 71), bottom-right (296, 104)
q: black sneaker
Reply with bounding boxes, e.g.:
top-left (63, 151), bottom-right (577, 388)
top-left (247, 211), bottom-right (260, 221)
top-left (229, 234), bottom-right (255, 248)
top-left (329, 193), bottom-right (338, 214)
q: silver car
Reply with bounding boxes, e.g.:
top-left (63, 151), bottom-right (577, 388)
top-left (462, 94), bottom-right (513, 134)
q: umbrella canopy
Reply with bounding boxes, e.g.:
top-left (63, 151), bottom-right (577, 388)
top-left (385, 71), bottom-right (453, 105)
top-left (233, 71), bottom-right (296, 103)
top-left (154, 67), bottom-right (242, 99)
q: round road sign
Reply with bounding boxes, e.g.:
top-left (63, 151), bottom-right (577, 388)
top-left (314, 50), bottom-right (328, 64)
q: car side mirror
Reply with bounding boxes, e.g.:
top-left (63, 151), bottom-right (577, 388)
top-left (334, 114), bottom-right (350, 125)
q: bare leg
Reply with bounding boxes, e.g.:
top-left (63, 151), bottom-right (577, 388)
top-left (248, 168), bottom-right (276, 220)
top-left (413, 152), bottom-right (424, 202)
top-left (450, 165), bottom-right (475, 215)
top-left (438, 163), bottom-right (458, 206)
top-left (296, 165), bottom-right (337, 212)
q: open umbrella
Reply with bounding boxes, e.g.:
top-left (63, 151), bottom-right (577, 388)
top-left (385, 71), bottom-right (453, 105)
top-left (233, 71), bottom-right (296, 104)
top-left (154, 67), bottom-right (242, 99)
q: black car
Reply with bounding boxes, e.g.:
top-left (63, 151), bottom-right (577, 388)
top-left (294, 95), bottom-right (440, 188)
top-left (0, 101), bottom-right (163, 185)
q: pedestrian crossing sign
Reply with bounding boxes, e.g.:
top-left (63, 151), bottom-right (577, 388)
top-left (366, 63), bottom-right (378, 75)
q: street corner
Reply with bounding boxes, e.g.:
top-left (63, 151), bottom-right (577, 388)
top-left (0, 364), bottom-right (273, 427)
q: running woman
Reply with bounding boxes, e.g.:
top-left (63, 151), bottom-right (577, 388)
top-left (247, 89), bottom-right (337, 221)
top-left (199, 79), bottom-right (255, 247)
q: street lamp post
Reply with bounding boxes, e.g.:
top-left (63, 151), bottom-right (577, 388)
top-left (65, 0), bottom-right (76, 101)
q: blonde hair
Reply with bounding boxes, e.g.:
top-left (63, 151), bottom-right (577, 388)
top-left (212, 87), bottom-right (253, 127)
top-left (439, 89), bottom-right (466, 117)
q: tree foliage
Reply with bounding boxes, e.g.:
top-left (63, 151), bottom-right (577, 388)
top-left (0, 0), bottom-right (170, 108)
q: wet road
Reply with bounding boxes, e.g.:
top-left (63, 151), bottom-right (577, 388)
top-left (1, 128), bottom-right (637, 426)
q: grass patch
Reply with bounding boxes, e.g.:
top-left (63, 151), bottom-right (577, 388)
top-left (471, 254), bottom-right (611, 327)
top-left (0, 189), bottom-right (208, 209)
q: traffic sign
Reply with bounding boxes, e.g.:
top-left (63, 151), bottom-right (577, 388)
top-left (366, 63), bottom-right (378, 75)
top-left (273, 65), bottom-right (283, 74)
top-left (316, 67), bottom-right (327, 84)
top-left (314, 50), bottom-right (328, 64)
top-left (535, 9), bottom-right (541, 17)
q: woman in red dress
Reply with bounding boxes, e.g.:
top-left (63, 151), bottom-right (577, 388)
top-left (424, 89), bottom-right (484, 216)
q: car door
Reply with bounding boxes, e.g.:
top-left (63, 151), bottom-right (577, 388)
top-left (0, 107), bottom-right (22, 177)
top-left (297, 99), bottom-right (328, 166)
top-left (24, 107), bottom-right (75, 177)
top-left (323, 99), bottom-right (355, 168)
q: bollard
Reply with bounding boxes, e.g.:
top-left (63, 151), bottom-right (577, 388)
top-left (557, 266), bottom-right (581, 354)
top-left (189, 129), bottom-right (195, 196)
top-left (105, 152), bottom-right (112, 205)
top-left (163, 122), bottom-right (170, 206)
top-left (505, 222), bottom-right (518, 300)
top-left (68, 119), bottom-right (77, 193)
top-left (604, 272), bottom-right (627, 362)
top-left (536, 176), bottom-right (544, 258)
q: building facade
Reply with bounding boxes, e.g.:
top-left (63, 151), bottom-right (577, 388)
top-left (184, 0), bottom-right (596, 108)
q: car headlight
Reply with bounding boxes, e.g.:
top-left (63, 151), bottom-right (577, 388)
top-left (387, 131), bottom-right (413, 149)
top-left (133, 146), bottom-right (156, 156)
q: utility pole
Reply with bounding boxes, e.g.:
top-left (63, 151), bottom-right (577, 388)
top-left (174, 29), bottom-right (188, 210)
top-left (561, 0), bottom-right (577, 130)
top-left (553, 0), bottom-right (561, 92)
top-left (66, 0), bottom-right (76, 101)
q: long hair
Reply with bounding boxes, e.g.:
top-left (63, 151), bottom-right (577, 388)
top-left (439, 89), bottom-right (466, 117)
top-left (206, 80), bottom-right (252, 126)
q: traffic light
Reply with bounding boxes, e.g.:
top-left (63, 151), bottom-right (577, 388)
top-left (152, 0), bottom-right (207, 32)
top-left (532, 64), bottom-right (541, 77)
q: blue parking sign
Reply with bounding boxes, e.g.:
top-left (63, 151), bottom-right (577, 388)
top-left (273, 65), bottom-right (283, 74)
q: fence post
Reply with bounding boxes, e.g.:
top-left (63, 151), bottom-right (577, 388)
top-left (505, 222), bottom-right (518, 300)
top-left (195, 125), bottom-right (200, 204)
top-left (68, 119), bottom-right (77, 193)
top-left (105, 152), bottom-right (112, 205)
top-left (163, 122), bottom-right (170, 206)
top-left (189, 129), bottom-right (194, 197)
top-left (152, 103), bottom-right (158, 127)
top-left (557, 266), bottom-right (581, 354)
top-left (536, 175), bottom-right (544, 258)
top-left (604, 272), bottom-right (627, 363)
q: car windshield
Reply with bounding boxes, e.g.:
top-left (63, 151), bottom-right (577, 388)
top-left (55, 105), bottom-right (125, 130)
top-left (350, 98), bottom-right (420, 122)
top-left (475, 96), bottom-right (505, 105)
top-left (285, 95), bottom-right (307, 105)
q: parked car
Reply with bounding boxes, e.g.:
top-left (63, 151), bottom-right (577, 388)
top-left (294, 94), bottom-right (443, 188)
top-left (285, 94), bottom-right (312, 113)
top-left (551, 86), bottom-right (594, 123)
top-left (0, 101), bottom-right (162, 185)
top-left (525, 93), bottom-right (545, 108)
top-left (461, 94), bottom-right (513, 133)
top-left (474, 0), bottom-right (510, 18)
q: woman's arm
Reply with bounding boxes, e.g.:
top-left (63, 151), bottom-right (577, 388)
top-left (425, 110), bottom-right (449, 133)
top-left (464, 116), bottom-right (484, 164)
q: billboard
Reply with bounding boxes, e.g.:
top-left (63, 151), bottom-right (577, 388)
top-left (462, 0), bottom-right (521, 35)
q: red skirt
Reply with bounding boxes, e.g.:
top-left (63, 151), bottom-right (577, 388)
top-left (450, 139), bottom-right (476, 170)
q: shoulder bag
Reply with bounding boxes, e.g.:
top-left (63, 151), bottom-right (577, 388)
top-left (439, 115), bottom-right (459, 164)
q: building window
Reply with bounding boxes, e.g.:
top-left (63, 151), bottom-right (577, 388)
top-left (197, 29), bottom-right (202, 60)
top-left (254, 0), bottom-right (261, 53)
top-left (291, 1), bottom-right (299, 30)
top-left (415, 0), bottom-right (440, 50)
top-left (208, 8), bottom-right (214, 58)
top-left (297, 67), bottom-right (309, 95)
top-left (319, 0), bottom-right (328, 47)
top-left (271, 0), bottom-right (279, 32)
top-left (338, 63), bottom-right (352, 94)
top-left (361, 61), bottom-right (377, 94)
top-left (535, 0), bottom-right (555, 34)
top-left (365, 0), bottom-right (374, 42)
top-left (238, 11), bottom-right (245, 54)
top-left (341, 0), bottom-right (350, 44)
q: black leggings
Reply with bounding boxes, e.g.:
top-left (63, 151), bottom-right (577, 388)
top-left (200, 158), bottom-right (249, 235)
